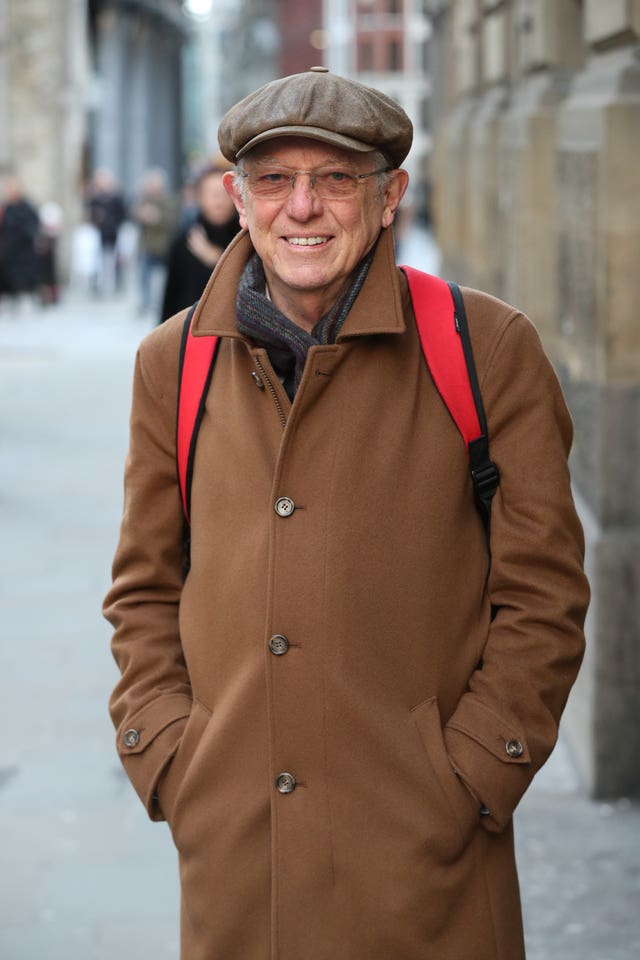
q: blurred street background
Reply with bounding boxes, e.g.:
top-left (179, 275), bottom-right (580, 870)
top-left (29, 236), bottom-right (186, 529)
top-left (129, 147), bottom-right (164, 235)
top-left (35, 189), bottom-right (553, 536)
top-left (1, 1), bottom-right (639, 958)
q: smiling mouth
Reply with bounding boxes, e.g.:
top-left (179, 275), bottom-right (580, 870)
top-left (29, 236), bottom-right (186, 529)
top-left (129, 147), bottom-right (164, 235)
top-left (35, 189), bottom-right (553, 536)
top-left (286, 236), bottom-right (330, 246)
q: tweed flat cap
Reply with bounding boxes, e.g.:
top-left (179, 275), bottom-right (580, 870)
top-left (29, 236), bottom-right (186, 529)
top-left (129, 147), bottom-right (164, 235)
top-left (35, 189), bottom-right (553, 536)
top-left (217, 67), bottom-right (413, 168)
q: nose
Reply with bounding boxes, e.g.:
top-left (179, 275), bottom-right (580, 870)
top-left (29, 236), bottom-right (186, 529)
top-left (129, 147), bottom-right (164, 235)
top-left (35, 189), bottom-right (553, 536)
top-left (284, 173), bottom-right (322, 220)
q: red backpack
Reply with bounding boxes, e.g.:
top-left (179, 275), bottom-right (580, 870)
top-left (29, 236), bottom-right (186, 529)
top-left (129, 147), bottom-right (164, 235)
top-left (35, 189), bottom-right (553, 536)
top-left (176, 267), bottom-right (499, 539)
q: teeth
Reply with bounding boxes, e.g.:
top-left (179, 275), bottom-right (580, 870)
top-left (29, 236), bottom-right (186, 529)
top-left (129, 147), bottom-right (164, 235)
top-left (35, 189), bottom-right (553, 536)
top-left (287, 236), bottom-right (327, 246)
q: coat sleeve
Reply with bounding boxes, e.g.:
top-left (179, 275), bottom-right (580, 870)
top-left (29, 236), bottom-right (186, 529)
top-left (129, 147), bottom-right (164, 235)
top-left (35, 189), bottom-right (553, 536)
top-left (442, 308), bottom-right (589, 833)
top-left (103, 327), bottom-right (191, 821)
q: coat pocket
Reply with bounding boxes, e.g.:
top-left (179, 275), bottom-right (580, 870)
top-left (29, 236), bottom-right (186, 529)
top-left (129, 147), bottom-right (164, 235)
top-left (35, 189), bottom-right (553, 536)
top-left (156, 698), bottom-right (212, 828)
top-left (410, 696), bottom-right (480, 856)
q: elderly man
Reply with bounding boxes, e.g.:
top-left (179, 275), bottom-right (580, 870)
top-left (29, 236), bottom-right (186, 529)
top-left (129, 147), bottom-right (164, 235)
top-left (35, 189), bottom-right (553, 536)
top-left (104, 69), bottom-right (589, 960)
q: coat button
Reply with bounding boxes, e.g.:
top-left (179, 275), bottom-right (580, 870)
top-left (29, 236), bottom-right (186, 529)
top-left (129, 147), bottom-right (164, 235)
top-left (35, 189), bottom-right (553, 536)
top-left (268, 634), bottom-right (289, 656)
top-left (123, 728), bottom-right (140, 748)
top-left (275, 772), bottom-right (296, 794)
top-left (505, 739), bottom-right (524, 758)
top-left (274, 496), bottom-right (295, 517)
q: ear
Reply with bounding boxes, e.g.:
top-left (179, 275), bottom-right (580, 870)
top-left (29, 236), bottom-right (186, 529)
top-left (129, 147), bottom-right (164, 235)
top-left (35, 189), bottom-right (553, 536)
top-left (222, 171), bottom-right (248, 230)
top-left (381, 170), bottom-right (409, 229)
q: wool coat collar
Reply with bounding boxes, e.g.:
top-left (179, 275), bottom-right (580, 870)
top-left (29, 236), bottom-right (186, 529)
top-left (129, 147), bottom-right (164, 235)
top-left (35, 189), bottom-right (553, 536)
top-left (190, 224), bottom-right (407, 341)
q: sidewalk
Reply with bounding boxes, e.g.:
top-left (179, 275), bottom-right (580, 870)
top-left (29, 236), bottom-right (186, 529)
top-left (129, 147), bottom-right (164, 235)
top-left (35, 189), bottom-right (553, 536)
top-left (0, 289), bottom-right (638, 959)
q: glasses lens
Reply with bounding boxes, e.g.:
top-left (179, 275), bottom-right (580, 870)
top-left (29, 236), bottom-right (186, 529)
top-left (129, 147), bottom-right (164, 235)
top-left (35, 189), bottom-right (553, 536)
top-left (247, 168), bottom-right (362, 199)
top-left (316, 171), bottom-right (359, 198)
top-left (250, 172), bottom-right (290, 198)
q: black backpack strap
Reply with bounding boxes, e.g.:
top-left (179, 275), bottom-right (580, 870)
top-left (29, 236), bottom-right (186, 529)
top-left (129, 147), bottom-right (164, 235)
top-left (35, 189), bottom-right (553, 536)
top-left (447, 281), bottom-right (500, 539)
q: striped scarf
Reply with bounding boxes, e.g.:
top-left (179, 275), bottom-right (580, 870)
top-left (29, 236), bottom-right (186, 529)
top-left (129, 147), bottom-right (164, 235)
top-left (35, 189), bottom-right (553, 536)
top-left (236, 249), bottom-right (374, 399)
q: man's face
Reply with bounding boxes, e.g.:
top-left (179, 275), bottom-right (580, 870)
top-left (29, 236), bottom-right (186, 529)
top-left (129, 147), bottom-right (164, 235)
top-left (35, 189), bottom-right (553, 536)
top-left (223, 138), bottom-right (407, 314)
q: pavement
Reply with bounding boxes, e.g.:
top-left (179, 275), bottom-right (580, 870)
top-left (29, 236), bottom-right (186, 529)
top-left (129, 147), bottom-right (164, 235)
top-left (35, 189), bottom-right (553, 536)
top-left (0, 279), bottom-right (639, 960)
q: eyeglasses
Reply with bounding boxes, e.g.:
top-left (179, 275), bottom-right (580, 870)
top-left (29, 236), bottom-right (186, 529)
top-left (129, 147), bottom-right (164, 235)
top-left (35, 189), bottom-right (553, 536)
top-left (239, 165), bottom-right (391, 201)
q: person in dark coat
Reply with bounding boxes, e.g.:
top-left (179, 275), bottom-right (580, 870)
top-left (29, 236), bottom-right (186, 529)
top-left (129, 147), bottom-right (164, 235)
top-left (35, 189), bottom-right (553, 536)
top-left (87, 168), bottom-right (127, 294)
top-left (160, 164), bottom-right (240, 321)
top-left (0, 176), bottom-right (41, 298)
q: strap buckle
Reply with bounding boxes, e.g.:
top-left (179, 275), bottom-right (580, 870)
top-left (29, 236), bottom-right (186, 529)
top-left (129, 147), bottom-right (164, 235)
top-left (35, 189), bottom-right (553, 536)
top-left (471, 461), bottom-right (500, 501)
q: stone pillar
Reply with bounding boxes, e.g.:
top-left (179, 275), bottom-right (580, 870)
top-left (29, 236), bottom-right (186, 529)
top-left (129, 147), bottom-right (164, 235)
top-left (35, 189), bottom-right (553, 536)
top-left (499, 0), bottom-right (585, 348)
top-left (92, 7), bottom-right (127, 180)
top-left (554, 0), bottom-right (640, 798)
top-left (0, 0), bottom-right (10, 172)
top-left (435, 0), bottom-right (515, 293)
top-left (122, 17), bottom-right (149, 189)
top-left (432, 0), bottom-right (482, 281)
top-left (432, 0), bottom-right (640, 799)
top-left (2, 0), bottom-right (88, 273)
top-left (91, 2), bottom-right (186, 197)
top-left (466, 0), bottom-right (513, 294)
top-left (147, 24), bottom-right (184, 187)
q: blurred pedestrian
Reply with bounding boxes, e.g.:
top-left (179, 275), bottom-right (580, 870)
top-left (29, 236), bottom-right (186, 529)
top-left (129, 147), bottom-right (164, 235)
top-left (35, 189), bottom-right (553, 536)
top-left (160, 163), bottom-right (240, 321)
top-left (0, 175), bottom-right (41, 307)
top-left (175, 175), bottom-right (199, 231)
top-left (87, 168), bottom-right (127, 295)
top-left (132, 167), bottom-right (178, 315)
top-left (70, 217), bottom-right (102, 293)
top-left (36, 201), bottom-right (63, 305)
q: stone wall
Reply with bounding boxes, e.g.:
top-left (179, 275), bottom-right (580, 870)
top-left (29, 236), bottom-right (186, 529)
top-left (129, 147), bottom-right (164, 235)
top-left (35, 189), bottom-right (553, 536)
top-left (0, 0), bottom-right (189, 273)
top-left (89, 0), bottom-right (188, 194)
top-left (432, 0), bottom-right (640, 797)
top-left (0, 0), bottom-right (88, 253)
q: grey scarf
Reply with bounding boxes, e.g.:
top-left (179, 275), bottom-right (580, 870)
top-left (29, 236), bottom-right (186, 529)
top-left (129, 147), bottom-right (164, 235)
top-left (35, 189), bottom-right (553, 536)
top-left (236, 248), bottom-right (374, 399)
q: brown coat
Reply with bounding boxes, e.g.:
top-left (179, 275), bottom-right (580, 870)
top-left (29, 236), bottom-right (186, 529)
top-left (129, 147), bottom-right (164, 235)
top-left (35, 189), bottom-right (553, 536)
top-left (104, 227), bottom-right (589, 960)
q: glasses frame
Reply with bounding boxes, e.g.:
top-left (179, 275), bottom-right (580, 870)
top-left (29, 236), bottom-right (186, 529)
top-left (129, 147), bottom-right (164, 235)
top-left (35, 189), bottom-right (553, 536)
top-left (238, 165), bottom-right (392, 200)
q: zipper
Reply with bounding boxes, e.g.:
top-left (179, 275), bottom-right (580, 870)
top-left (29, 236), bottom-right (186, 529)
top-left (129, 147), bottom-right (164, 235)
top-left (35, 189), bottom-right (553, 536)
top-left (254, 354), bottom-right (287, 430)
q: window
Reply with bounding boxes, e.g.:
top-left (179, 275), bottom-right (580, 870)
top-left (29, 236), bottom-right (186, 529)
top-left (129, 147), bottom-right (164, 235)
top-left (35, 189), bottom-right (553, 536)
top-left (358, 39), bottom-right (374, 71)
top-left (420, 39), bottom-right (429, 72)
top-left (388, 38), bottom-right (403, 71)
top-left (420, 96), bottom-right (430, 130)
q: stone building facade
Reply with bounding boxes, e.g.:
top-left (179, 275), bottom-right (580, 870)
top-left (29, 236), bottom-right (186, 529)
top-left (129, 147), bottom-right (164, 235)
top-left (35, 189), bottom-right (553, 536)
top-left (0, 0), bottom-right (88, 241)
top-left (431, 0), bottom-right (640, 797)
top-left (0, 0), bottom-right (190, 273)
top-left (88, 0), bottom-right (189, 194)
top-left (279, 0), bottom-right (325, 76)
top-left (325, 0), bottom-right (434, 203)
top-left (203, 0), bottom-right (324, 136)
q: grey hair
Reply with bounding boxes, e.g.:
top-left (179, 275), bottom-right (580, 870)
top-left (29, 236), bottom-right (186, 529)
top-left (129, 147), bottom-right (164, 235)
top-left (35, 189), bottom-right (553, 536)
top-left (233, 149), bottom-right (393, 203)
top-left (367, 150), bottom-right (393, 200)
top-left (233, 161), bottom-right (248, 201)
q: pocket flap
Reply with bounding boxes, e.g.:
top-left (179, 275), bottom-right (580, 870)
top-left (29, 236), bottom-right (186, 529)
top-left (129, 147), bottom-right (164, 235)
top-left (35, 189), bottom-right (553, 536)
top-left (445, 696), bottom-right (530, 765)
top-left (117, 693), bottom-right (193, 756)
